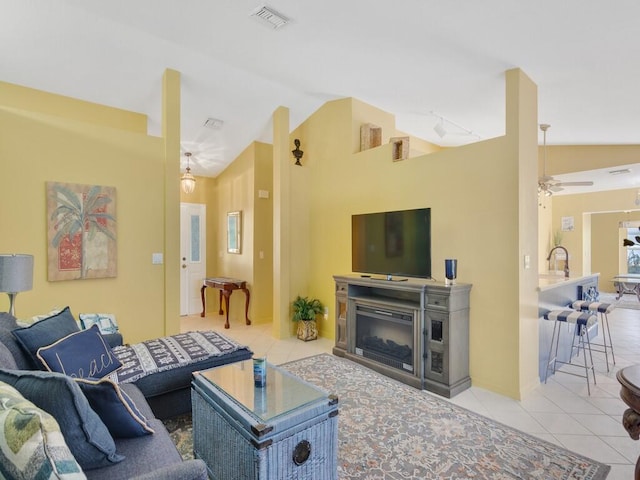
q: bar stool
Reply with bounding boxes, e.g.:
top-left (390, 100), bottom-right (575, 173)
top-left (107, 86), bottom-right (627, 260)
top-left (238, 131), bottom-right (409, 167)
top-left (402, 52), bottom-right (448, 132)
top-left (543, 309), bottom-right (598, 395)
top-left (572, 301), bottom-right (615, 372)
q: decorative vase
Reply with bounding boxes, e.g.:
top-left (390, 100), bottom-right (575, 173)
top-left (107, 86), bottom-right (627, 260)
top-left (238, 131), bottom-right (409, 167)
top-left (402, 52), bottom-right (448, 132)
top-left (296, 320), bottom-right (318, 341)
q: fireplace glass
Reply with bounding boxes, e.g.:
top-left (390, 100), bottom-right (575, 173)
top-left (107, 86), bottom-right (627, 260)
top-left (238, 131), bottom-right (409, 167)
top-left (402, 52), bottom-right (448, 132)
top-left (354, 303), bottom-right (414, 373)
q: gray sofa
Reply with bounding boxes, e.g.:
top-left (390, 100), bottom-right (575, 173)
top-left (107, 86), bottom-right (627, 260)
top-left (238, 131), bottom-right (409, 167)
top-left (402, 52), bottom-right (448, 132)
top-left (0, 310), bottom-right (252, 479)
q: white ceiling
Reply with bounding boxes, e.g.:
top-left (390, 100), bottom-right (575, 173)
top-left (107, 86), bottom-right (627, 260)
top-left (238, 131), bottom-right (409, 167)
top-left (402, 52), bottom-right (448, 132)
top-left (2, 1), bottom-right (640, 189)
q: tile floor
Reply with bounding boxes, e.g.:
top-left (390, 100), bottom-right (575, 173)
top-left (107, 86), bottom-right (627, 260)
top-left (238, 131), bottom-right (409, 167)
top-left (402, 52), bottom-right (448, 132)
top-left (182, 305), bottom-right (640, 479)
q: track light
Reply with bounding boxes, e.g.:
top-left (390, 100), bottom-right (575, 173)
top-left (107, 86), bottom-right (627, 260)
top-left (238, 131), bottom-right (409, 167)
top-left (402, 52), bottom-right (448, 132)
top-left (433, 119), bottom-right (447, 138)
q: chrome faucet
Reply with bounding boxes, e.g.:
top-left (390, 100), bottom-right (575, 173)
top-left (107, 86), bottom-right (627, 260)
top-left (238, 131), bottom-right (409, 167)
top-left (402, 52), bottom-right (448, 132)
top-left (547, 246), bottom-right (570, 278)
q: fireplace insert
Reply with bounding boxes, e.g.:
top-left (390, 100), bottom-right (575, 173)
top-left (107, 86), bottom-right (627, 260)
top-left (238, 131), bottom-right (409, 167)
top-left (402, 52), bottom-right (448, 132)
top-left (354, 303), bottom-right (415, 373)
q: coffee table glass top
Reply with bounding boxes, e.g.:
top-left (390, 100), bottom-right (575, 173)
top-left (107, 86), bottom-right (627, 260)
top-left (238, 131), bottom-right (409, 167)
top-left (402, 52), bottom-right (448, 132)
top-left (197, 360), bottom-right (326, 421)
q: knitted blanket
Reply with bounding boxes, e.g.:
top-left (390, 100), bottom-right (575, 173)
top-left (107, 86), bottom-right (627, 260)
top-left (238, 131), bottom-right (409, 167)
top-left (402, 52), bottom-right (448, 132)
top-left (113, 331), bottom-right (250, 384)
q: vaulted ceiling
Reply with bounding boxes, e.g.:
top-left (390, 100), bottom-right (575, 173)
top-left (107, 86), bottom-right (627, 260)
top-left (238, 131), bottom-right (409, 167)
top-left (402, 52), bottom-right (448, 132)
top-left (2, 1), bottom-right (640, 192)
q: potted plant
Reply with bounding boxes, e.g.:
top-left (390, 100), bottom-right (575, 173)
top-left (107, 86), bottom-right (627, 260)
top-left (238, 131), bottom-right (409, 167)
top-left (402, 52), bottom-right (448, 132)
top-left (292, 295), bottom-right (323, 341)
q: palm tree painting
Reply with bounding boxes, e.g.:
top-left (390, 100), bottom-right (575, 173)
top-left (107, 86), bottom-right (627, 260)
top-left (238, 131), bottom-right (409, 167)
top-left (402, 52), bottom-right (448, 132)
top-left (46, 182), bottom-right (117, 281)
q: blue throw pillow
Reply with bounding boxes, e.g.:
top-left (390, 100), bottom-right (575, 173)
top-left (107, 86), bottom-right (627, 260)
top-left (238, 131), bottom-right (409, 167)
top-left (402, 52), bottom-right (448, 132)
top-left (36, 325), bottom-right (122, 379)
top-left (76, 377), bottom-right (154, 438)
top-left (0, 369), bottom-right (123, 470)
top-left (12, 307), bottom-right (80, 369)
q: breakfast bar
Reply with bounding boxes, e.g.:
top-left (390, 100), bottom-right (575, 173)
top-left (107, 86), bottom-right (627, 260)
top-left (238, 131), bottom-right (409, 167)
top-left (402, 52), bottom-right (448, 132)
top-left (538, 273), bottom-right (600, 381)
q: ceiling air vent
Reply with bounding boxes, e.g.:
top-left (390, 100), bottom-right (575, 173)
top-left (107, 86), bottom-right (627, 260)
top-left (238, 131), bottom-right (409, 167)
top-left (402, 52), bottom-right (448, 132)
top-left (203, 117), bottom-right (224, 129)
top-left (250, 4), bottom-right (289, 30)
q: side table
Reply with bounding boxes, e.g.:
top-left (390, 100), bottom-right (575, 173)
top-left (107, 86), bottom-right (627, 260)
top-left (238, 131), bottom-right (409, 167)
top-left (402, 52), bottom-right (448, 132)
top-left (192, 360), bottom-right (338, 480)
top-left (200, 277), bottom-right (251, 329)
top-left (617, 364), bottom-right (640, 480)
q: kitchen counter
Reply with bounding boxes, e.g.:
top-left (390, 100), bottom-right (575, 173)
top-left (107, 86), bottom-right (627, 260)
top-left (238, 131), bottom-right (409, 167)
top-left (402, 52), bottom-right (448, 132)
top-left (538, 273), bottom-right (600, 292)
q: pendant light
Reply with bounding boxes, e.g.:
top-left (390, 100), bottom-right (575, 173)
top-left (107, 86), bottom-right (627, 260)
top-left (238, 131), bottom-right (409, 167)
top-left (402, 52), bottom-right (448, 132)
top-left (181, 152), bottom-right (196, 194)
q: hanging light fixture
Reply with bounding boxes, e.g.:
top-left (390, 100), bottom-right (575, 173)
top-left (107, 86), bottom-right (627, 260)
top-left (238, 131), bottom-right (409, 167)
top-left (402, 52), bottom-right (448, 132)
top-left (181, 152), bottom-right (196, 194)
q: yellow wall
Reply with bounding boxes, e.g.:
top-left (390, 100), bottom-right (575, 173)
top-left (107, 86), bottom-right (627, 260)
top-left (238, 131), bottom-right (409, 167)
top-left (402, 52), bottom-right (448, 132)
top-left (551, 190), bottom-right (640, 289)
top-left (208, 142), bottom-right (273, 326)
top-left (0, 79), bottom-right (180, 343)
top-left (276, 69), bottom-right (539, 399)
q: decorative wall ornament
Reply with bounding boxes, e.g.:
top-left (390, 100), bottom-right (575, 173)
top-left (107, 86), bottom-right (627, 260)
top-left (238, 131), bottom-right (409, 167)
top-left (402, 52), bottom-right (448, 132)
top-left (360, 123), bottom-right (382, 151)
top-left (46, 182), bottom-right (117, 281)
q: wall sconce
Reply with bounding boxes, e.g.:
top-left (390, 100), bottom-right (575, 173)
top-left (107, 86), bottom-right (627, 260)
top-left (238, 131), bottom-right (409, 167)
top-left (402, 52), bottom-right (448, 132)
top-left (181, 152), bottom-right (196, 194)
top-left (292, 139), bottom-right (303, 166)
top-left (0, 254), bottom-right (34, 317)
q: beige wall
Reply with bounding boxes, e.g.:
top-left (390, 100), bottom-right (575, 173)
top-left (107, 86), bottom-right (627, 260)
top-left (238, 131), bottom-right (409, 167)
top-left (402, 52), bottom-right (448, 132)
top-left (0, 78), bottom-right (181, 343)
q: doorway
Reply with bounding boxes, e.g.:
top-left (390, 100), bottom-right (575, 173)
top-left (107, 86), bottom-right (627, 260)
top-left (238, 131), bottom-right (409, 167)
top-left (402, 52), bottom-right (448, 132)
top-left (180, 203), bottom-right (206, 316)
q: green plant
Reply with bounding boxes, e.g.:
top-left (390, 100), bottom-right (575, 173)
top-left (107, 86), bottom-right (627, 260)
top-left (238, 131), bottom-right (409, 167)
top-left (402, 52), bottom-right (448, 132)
top-left (292, 296), bottom-right (323, 322)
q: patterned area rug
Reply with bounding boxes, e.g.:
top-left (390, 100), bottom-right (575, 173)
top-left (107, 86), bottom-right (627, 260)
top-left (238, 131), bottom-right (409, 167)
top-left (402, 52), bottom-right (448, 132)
top-left (163, 354), bottom-right (610, 479)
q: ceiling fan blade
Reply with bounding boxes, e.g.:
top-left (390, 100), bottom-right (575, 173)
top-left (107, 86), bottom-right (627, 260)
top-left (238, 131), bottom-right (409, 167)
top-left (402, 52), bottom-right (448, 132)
top-left (549, 185), bottom-right (564, 192)
top-left (556, 181), bottom-right (594, 187)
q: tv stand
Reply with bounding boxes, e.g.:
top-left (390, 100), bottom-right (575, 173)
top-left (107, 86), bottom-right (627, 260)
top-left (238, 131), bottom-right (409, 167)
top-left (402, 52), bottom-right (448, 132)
top-left (333, 274), bottom-right (472, 397)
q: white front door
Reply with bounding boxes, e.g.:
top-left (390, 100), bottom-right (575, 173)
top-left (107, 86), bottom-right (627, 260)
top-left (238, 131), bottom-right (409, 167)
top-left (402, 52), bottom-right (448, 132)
top-left (180, 203), bottom-right (206, 316)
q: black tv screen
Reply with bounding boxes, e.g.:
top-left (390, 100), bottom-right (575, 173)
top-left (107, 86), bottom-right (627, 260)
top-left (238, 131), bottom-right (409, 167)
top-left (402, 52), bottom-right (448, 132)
top-left (352, 208), bottom-right (431, 279)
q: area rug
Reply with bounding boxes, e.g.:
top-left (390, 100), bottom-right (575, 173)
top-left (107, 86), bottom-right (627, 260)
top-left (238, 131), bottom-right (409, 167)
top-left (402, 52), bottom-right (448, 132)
top-left (598, 292), bottom-right (640, 310)
top-left (163, 354), bottom-right (610, 479)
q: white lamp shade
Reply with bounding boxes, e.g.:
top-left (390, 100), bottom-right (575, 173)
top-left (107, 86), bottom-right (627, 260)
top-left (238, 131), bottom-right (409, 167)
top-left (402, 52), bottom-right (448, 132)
top-left (0, 254), bottom-right (34, 293)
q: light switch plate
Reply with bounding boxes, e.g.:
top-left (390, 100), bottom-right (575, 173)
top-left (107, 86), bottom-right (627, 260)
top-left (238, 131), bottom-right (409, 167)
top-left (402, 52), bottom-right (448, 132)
top-left (152, 253), bottom-right (163, 264)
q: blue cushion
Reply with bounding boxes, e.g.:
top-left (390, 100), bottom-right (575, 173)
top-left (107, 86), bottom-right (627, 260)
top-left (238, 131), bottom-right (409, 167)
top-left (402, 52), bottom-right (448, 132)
top-left (36, 324), bottom-right (122, 379)
top-left (76, 377), bottom-right (154, 438)
top-left (12, 307), bottom-right (80, 369)
top-left (0, 369), bottom-right (123, 470)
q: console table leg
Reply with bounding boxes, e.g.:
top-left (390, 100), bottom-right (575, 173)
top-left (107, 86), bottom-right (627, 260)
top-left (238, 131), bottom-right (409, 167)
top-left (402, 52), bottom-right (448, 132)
top-left (218, 290), bottom-right (224, 315)
top-left (221, 291), bottom-right (231, 329)
top-left (242, 288), bottom-right (251, 325)
top-left (200, 285), bottom-right (206, 318)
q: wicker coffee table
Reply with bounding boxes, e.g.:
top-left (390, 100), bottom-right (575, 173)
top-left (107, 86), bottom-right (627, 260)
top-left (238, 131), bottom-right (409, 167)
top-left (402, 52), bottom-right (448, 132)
top-left (191, 360), bottom-right (338, 480)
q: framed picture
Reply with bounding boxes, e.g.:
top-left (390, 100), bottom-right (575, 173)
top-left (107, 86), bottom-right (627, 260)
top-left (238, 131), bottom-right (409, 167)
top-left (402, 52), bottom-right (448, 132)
top-left (46, 182), bottom-right (117, 281)
top-left (227, 211), bottom-right (242, 254)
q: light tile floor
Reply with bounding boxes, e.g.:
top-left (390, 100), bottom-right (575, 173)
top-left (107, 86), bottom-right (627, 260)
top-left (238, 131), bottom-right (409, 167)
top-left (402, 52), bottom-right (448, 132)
top-left (182, 305), bottom-right (640, 479)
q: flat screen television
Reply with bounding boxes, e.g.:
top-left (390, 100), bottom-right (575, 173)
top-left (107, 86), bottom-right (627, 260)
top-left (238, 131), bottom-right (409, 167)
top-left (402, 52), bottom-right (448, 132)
top-left (351, 208), bottom-right (431, 279)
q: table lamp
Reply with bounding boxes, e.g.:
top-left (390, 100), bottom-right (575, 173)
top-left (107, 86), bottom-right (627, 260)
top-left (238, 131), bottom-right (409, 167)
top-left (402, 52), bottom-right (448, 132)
top-left (0, 254), bottom-right (34, 316)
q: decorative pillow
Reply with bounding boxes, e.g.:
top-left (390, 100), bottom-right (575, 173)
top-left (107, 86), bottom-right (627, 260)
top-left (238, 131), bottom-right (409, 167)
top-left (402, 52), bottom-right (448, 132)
top-left (0, 369), bottom-right (124, 470)
top-left (75, 378), bottom-right (154, 438)
top-left (36, 325), bottom-right (122, 380)
top-left (79, 313), bottom-right (119, 334)
top-left (12, 307), bottom-right (80, 369)
top-left (0, 381), bottom-right (86, 479)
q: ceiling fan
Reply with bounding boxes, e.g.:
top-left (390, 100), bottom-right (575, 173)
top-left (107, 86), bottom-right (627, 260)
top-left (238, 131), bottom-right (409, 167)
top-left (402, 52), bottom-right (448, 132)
top-left (538, 124), bottom-right (594, 196)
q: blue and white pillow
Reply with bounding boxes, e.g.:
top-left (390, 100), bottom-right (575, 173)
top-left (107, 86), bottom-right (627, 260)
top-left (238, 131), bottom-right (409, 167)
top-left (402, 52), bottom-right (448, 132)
top-left (79, 313), bottom-right (119, 335)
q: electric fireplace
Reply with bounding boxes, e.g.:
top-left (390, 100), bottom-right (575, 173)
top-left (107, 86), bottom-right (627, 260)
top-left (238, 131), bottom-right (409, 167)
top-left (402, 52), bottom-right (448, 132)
top-left (354, 303), bottom-right (417, 374)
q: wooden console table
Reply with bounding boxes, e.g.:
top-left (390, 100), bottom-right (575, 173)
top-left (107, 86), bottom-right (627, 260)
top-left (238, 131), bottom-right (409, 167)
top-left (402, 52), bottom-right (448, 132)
top-left (617, 364), bottom-right (640, 479)
top-left (200, 277), bottom-right (251, 329)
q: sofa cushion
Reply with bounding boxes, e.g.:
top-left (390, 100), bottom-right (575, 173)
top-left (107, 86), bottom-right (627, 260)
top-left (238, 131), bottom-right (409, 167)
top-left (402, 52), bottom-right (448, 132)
top-left (0, 369), bottom-right (123, 470)
top-left (0, 313), bottom-right (32, 370)
top-left (36, 325), bottom-right (122, 380)
top-left (83, 419), bottom-right (186, 480)
top-left (76, 377), bottom-right (154, 438)
top-left (0, 380), bottom-right (86, 479)
top-left (12, 307), bottom-right (80, 369)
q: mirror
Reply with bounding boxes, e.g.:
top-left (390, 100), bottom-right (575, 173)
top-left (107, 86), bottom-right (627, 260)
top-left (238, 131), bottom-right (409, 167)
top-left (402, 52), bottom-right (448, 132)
top-left (227, 211), bottom-right (241, 254)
